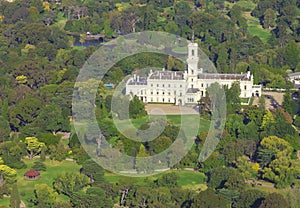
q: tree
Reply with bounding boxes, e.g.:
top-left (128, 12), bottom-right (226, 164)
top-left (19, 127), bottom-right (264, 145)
top-left (283, 41), bottom-right (300, 70)
top-left (0, 141), bottom-right (26, 169)
top-left (259, 193), bottom-right (288, 208)
top-left (24, 137), bottom-right (45, 159)
top-left (80, 159), bottom-right (105, 184)
top-left (259, 136), bottom-right (293, 157)
top-left (129, 96), bottom-right (147, 119)
top-left (32, 161), bottom-right (46, 171)
top-left (263, 157), bottom-right (300, 188)
top-left (234, 156), bottom-right (259, 179)
top-left (9, 95), bottom-right (43, 130)
top-left (49, 141), bottom-right (69, 161)
top-left (34, 184), bottom-right (58, 208)
top-left (10, 184), bottom-right (20, 208)
top-left (34, 104), bottom-right (69, 134)
top-left (135, 144), bottom-right (152, 174)
top-left (263, 8), bottom-right (276, 29)
top-left (225, 82), bottom-right (241, 114)
top-left (207, 167), bottom-right (237, 189)
top-left (53, 172), bottom-right (90, 196)
top-left (148, 136), bottom-right (172, 155)
top-left (224, 171), bottom-right (245, 191)
top-left (191, 188), bottom-right (227, 208)
top-left (155, 172), bottom-right (178, 188)
top-left (216, 45), bottom-right (228, 73)
top-left (174, 1), bottom-right (191, 35)
top-left (0, 164), bottom-right (17, 187)
top-left (235, 189), bottom-right (265, 208)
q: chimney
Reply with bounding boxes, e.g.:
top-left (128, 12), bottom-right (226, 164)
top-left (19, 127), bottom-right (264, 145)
top-left (247, 71), bottom-right (250, 79)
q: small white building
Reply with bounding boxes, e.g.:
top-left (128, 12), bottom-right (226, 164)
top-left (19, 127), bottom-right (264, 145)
top-left (288, 72), bottom-right (300, 89)
top-left (126, 42), bottom-right (262, 105)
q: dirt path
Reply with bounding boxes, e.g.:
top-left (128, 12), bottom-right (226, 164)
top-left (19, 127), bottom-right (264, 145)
top-left (145, 104), bottom-right (199, 115)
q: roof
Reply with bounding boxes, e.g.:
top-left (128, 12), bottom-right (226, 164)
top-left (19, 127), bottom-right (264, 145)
top-left (24, 169), bottom-right (40, 177)
top-left (127, 77), bottom-right (147, 85)
top-left (149, 71), bottom-right (184, 80)
top-left (187, 88), bottom-right (200, 94)
top-left (197, 73), bottom-right (250, 81)
top-left (288, 72), bottom-right (300, 77)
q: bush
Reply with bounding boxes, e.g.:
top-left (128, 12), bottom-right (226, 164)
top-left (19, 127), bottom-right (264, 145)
top-left (32, 161), bottom-right (46, 171)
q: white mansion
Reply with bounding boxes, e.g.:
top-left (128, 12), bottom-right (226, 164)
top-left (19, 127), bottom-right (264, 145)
top-left (125, 42), bottom-right (261, 105)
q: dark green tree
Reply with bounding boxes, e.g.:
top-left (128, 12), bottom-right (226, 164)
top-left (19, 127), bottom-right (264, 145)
top-left (259, 193), bottom-right (288, 208)
top-left (191, 188), bottom-right (227, 208)
top-left (10, 184), bottom-right (20, 208)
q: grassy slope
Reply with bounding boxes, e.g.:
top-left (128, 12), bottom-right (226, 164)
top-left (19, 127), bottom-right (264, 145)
top-left (243, 12), bottom-right (272, 43)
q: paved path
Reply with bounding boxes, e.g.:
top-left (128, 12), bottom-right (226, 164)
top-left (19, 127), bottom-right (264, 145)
top-left (263, 91), bottom-right (284, 109)
top-left (145, 104), bottom-right (199, 115)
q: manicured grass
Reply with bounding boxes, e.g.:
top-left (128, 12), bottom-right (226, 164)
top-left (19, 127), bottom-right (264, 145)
top-left (120, 115), bottom-right (210, 134)
top-left (15, 159), bottom-right (81, 207)
top-left (176, 170), bottom-right (206, 187)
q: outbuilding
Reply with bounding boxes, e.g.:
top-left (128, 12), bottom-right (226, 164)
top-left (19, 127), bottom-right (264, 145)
top-left (24, 169), bottom-right (40, 180)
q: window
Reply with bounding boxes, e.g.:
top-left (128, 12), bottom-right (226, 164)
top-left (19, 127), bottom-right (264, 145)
top-left (168, 92), bottom-right (171, 95)
top-left (201, 83), bottom-right (204, 87)
top-left (162, 98), bottom-right (165, 102)
top-left (168, 84), bottom-right (170, 87)
top-left (244, 85), bottom-right (247, 90)
top-left (151, 84), bottom-right (153, 87)
top-left (157, 91), bottom-right (159, 95)
top-left (157, 84), bottom-right (159, 87)
top-left (163, 92), bottom-right (165, 95)
top-left (180, 92), bottom-right (182, 96)
top-left (151, 91), bottom-right (153, 95)
top-left (191, 78), bottom-right (193, 82)
top-left (192, 49), bottom-right (194, 56)
top-left (180, 85), bottom-right (182, 88)
top-left (192, 70), bottom-right (194, 74)
top-left (191, 84), bottom-right (194, 88)
top-left (162, 84), bottom-right (164, 87)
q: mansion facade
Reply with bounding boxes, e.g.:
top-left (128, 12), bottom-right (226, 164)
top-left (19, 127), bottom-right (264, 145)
top-left (125, 42), bottom-right (262, 105)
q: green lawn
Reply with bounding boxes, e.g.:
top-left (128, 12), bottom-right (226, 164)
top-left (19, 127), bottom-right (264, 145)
top-left (104, 170), bottom-right (206, 189)
top-left (15, 159), bottom-right (81, 207)
top-left (120, 115), bottom-right (210, 134)
top-left (176, 170), bottom-right (206, 187)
